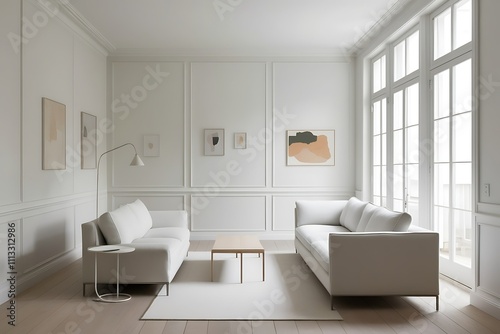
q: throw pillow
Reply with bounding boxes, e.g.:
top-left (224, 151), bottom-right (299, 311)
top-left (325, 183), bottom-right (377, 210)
top-left (128, 199), bottom-right (153, 232)
top-left (339, 197), bottom-right (368, 231)
top-left (363, 207), bottom-right (412, 232)
top-left (355, 202), bottom-right (379, 232)
top-left (97, 199), bottom-right (152, 244)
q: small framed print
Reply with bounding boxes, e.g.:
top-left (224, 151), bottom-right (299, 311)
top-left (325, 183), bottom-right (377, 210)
top-left (42, 97), bottom-right (66, 170)
top-left (144, 134), bottom-right (160, 157)
top-left (204, 129), bottom-right (224, 156)
top-left (81, 112), bottom-right (97, 169)
top-left (234, 132), bottom-right (247, 149)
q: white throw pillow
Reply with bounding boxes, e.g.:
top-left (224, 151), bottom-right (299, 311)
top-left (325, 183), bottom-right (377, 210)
top-left (128, 199), bottom-right (153, 231)
top-left (339, 197), bottom-right (368, 231)
top-left (97, 199), bottom-right (152, 244)
top-left (355, 202), bottom-right (379, 232)
top-left (97, 212), bottom-right (121, 245)
top-left (363, 207), bottom-right (412, 232)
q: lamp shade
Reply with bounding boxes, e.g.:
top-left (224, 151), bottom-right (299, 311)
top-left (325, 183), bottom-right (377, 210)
top-left (130, 153), bottom-right (145, 166)
top-left (96, 143), bottom-right (144, 218)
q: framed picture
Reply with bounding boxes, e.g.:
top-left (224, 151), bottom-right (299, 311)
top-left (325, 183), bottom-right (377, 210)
top-left (42, 97), bottom-right (66, 170)
top-left (234, 132), bottom-right (247, 149)
top-left (144, 134), bottom-right (160, 157)
top-left (81, 112), bottom-right (97, 169)
top-left (204, 129), bottom-right (224, 156)
top-left (287, 130), bottom-right (335, 166)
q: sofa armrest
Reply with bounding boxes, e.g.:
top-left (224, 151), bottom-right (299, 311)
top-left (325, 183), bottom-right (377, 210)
top-left (82, 219), bottom-right (107, 249)
top-left (150, 210), bottom-right (189, 229)
top-left (328, 231), bottom-right (439, 296)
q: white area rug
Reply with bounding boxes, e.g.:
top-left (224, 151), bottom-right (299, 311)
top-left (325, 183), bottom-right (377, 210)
top-left (142, 252), bottom-right (342, 321)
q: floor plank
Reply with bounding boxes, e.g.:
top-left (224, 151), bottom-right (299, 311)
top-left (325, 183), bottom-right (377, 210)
top-left (252, 321), bottom-right (277, 334)
top-left (184, 321), bottom-right (209, 334)
top-left (275, 321), bottom-right (299, 334)
top-left (162, 320), bottom-right (187, 334)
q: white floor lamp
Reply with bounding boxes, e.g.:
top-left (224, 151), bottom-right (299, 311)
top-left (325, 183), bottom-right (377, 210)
top-left (96, 143), bottom-right (144, 218)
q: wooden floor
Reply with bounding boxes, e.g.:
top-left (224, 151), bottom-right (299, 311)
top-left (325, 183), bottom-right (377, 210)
top-left (2, 240), bottom-right (500, 334)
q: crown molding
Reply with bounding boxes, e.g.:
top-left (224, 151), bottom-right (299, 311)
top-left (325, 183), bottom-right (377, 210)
top-left (56, 0), bottom-right (116, 53)
top-left (347, 0), bottom-right (414, 56)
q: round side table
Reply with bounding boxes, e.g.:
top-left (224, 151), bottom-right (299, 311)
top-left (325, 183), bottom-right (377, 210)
top-left (88, 245), bottom-right (135, 303)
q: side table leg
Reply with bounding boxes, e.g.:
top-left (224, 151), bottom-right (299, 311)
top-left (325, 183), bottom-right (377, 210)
top-left (211, 251), bottom-right (214, 282)
top-left (262, 251), bottom-right (265, 281)
top-left (116, 253), bottom-right (120, 299)
top-left (240, 253), bottom-right (243, 283)
top-left (94, 253), bottom-right (101, 300)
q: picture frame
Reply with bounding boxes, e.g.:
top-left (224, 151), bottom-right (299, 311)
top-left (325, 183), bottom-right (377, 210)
top-left (234, 132), bottom-right (247, 149)
top-left (204, 129), bottom-right (224, 156)
top-left (81, 112), bottom-right (97, 169)
top-left (144, 134), bottom-right (160, 157)
top-left (287, 130), bottom-right (335, 166)
top-left (42, 97), bottom-right (66, 170)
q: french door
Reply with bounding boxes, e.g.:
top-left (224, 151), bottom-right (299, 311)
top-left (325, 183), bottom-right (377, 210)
top-left (392, 81), bottom-right (420, 223)
top-left (432, 55), bottom-right (473, 286)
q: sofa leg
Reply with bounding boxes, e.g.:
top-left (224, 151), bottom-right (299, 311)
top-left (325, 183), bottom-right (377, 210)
top-left (331, 295), bottom-right (336, 310)
top-left (82, 284), bottom-right (85, 297)
top-left (166, 283), bottom-right (170, 296)
top-left (436, 296), bottom-right (439, 311)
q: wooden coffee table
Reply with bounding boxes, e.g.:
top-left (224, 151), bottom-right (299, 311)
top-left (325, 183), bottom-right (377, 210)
top-left (211, 235), bottom-right (265, 283)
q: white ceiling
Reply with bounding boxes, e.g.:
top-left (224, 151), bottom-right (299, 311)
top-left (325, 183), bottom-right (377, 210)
top-left (64, 0), bottom-right (407, 56)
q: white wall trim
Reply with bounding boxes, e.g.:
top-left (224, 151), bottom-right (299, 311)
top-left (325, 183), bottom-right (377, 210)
top-left (0, 193), bottom-right (95, 224)
top-left (470, 291), bottom-right (500, 320)
top-left (56, 0), bottom-right (114, 53)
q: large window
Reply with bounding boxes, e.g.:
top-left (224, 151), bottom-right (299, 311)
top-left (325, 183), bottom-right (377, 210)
top-left (431, 0), bottom-right (473, 280)
top-left (394, 30), bottom-right (420, 82)
top-left (372, 97), bottom-right (387, 207)
top-left (371, 53), bottom-right (387, 207)
top-left (370, 29), bottom-right (420, 223)
top-left (434, 0), bottom-right (472, 60)
top-left (369, 0), bottom-right (474, 285)
top-left (392, 82), bottom-right (420, 222)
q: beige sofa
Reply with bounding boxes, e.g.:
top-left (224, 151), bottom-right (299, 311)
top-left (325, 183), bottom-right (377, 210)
top-left (82, 199), bottom-right (190, 296)
top-left (295, 197), bottom-right (439, 310)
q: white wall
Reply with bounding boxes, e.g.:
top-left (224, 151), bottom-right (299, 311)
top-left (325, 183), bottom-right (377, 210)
top-left (0, 0), bottom-right (107, 304)
top-left (0, 0), bottom-right (21, 207)
top-left (109, 58), bottom-right (355, 238)
top-left (471, 0), bottom-right (500, 320)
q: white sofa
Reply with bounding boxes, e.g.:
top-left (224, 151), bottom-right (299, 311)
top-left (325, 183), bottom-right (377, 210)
top-left (82, 199), bottom-right (190, 296)
top-left (295, 197), bottom-right (439, 310)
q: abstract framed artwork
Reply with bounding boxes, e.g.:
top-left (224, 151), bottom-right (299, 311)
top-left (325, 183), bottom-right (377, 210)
top-left (42, 97), bottom-right (66, 170)
top-left (234, 132), bottom-right (247, 149)
top-left (287, 130), bottom-right (335, 166)
top-left (81, 112), bottom-right (97, 169)
top-left (204, 129), bottom-right (224, 156)
top-left (144, 134), bottom-right (160, 157)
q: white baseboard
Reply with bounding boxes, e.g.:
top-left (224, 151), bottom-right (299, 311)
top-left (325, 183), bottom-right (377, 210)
top-left (471, 291), bottom-right (500, 320)
top-left (0, 248), bottom-right (82, 305)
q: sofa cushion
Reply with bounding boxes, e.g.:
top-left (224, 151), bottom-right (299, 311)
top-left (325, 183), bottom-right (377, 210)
top-left (295, 200), bottom-right (347, 227)
top-left (142, 227), bottom-right (190, 242)
top-left (296, 225), bottom-right (350, 255)
top-left (363, 207), bottom-right (412, 232)
top-left (97, 199), bottom-right (152, 244)
top-left (310, 240), bottom-right (330, 273)
top-left (355, 202), bottom-right (379, 232)
top-left (339, 197), bottom-right (368, 231)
